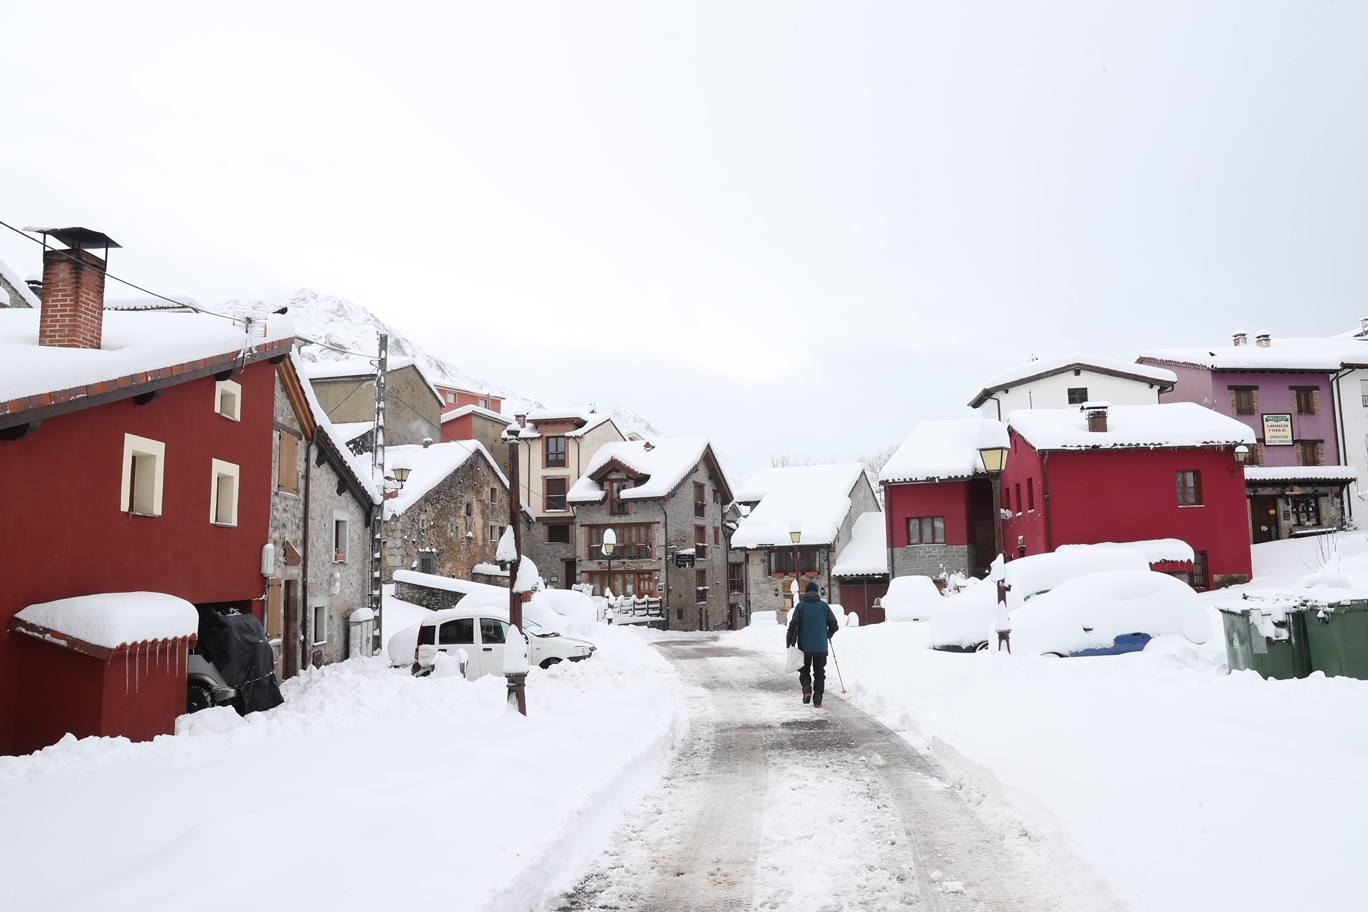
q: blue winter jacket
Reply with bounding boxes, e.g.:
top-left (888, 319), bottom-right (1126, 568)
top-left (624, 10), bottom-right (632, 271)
top-left (787, 594), bottom-right (839, 655)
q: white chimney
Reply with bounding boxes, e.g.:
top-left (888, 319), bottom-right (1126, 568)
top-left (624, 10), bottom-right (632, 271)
top-left (1256, 333), bottom-right (1272, 348)
top-left (1232, 332), bottom-right (1248, 347)
top-left (1359, 317), bottom-right (1368, 335)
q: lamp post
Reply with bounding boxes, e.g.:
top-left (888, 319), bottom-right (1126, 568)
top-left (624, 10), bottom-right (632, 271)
top-left (501, 420), bottom-right (527, 716)
top-left (977, 444), bottom-right (1010, 565)
top-left (786, 518), bottom-right (802, 623)
top-left (602, 527), bottom-right (617, 607)
top-left (391, 463), bottom-right (411, 487)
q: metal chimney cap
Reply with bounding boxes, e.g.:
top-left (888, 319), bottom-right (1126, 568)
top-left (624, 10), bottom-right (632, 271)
top-left (25, 226), bottom-right (122, 251)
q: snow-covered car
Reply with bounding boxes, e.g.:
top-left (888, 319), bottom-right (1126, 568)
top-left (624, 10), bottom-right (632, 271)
top-left (1008, 570), bottom-right (1211, 657)
top-left (929, 547), bottom-right (1153, 652)
top-left (411, 608), bottom-right (596, 678)
top-left (880, 575), bottom-right (943, 622)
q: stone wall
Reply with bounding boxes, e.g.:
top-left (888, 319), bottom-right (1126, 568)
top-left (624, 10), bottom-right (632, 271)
top-left (384, 451), bottom-right (509, 583)
top-left (393, 579), bottom-right (462, 612)
top-left (743, 549), bottom-right (837, 618)
top-left (890, 544), bottom-right (974, 579)
top-left (269, 376), bottom-right (306, 676)
top-left (520, 513), bottom-right (577, 588)
top-left (306, 454), bottom-right (372, 666)
top-left (312, 365), bottom-right (442, 446)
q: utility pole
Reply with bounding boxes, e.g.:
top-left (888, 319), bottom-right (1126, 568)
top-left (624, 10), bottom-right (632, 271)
top-left (504, 418), bottom-right (528, 715)
top-left (369, 333), bottom-right (388, 655)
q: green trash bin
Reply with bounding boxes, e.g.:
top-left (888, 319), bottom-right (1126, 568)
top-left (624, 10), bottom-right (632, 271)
top-left (1302, 600), bottom-right (1368, 680)
top-left (1219, 604), bottom-right (1311, 680)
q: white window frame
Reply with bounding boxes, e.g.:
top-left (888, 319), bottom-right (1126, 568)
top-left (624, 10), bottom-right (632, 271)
top-left (214, 379), bottom-right (242, 422)
top-left (120, 433), bottom-right (166, 516)
top-left (210, 458), bottom-right (240, 526)
top-left (312, 604), bottom-right (328, 646)
top-left (333, 512), bottom-right (350, 563)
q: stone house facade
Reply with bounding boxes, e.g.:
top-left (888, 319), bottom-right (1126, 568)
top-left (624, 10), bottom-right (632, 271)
top-left (271, 358), bottom-right (379, 676)
top-left (382, 441), bottom-right (510, 584)
top-left (0, 257), bottom-right (39, 308)
top-left (307, 358), bottom-right (444, 447)
top-left (568, 438), bottom-right (735, 631)
top-left (513, 409), bottom-right (626, 589)
top-left (732, 464), bottom-right (880, 619)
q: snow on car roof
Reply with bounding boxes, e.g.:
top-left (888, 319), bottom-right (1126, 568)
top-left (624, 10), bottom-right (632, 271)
top-left (0, 309), bottom-right (293, 405)
top-left (1055, 539), bottom-right (1195, 564)
top-left (15, 592), bottom-right (198, 650)
top-left (969, 353), bottom-right (1177, 406)
top-left (1008, 402), bottom-right (1255, 451)
top-left (879, 417), bottom-right (1010, 484)
top-left (384, 440), bottom-right (507, 519)
top-left (731, 463), bottom-right (866, 548)
top-left (568, 437), bottom-right (715, 503)
top-left (831, 512), bottom-right (888, 577)
top-left (1010, 570), bottom-right (1209, 656)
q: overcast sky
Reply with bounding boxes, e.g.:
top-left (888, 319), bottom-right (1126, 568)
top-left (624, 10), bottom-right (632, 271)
top-left (3, 2), bottom-right (1366, 481)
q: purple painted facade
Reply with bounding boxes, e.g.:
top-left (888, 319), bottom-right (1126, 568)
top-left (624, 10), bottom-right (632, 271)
top-left (1141, 360), bottom-right (1339, 467)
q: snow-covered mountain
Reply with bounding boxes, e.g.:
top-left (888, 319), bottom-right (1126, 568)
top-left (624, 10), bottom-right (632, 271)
top-left (221, 288), bottom-right (661, 439)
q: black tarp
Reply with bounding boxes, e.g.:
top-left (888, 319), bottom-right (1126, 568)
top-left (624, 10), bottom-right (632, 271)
top-left (195, 607), bottom-right (284, 714)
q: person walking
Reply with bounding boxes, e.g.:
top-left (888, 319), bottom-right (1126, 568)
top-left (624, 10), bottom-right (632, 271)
top-left (786, 581), bottom-right (840, 707)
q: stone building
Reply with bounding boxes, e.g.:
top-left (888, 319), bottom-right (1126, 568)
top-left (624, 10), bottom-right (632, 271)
top-left (381, 440), bottom-right (510, 583)
top-left (512, 408), bottom-right (626, 589)
top-left (305, 357), bottom-right (445, 447)
top-left (269, 357), bottom-right (380, 677)
top-left (731, 463), bottom-right (880, 618)
top-left (568, 437), bottom-right (735, 631)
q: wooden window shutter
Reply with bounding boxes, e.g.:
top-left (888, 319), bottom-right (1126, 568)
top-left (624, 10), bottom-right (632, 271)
top-left (1252, 389), bottom-right (1260, 415)
top-left (1312, 388), bottom-right (1321, 415)
top-left (277, 432), bottom-right (299, 494)
top-left (266, 577), bottom-right (283, 639)
top-left (1316, 441), bottom-right (1326, 466)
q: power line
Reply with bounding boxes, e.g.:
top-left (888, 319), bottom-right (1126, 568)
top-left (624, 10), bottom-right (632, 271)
top-left (0, 218), bottom-right (250, 326)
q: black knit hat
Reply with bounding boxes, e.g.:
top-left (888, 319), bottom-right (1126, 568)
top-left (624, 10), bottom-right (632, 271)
top-left (805, 581), bottom-right (819, 594)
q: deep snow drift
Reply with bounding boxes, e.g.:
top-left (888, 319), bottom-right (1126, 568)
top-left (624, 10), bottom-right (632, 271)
top-left (0, 625), bottom-right (681, 912)
top-left (729, 533), bottom-right (1368, 912)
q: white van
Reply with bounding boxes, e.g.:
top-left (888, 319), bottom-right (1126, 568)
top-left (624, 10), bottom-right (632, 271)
top-left (411, 608), bottom-right (595, 679)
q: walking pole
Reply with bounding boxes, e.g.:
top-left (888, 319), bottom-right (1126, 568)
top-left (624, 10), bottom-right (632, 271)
top-left (829, 639), bottom-right (848, 695)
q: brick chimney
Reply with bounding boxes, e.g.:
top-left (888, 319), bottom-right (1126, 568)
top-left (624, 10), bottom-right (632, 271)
top-left (1232, 331), bottom-right (1248, 347)
top-left (1083, 402), bottom-right (1109, 433)
top-left (35, 227), bottom-right (119, 350)
top-left (1255, 333), bottom-right (1271, 348)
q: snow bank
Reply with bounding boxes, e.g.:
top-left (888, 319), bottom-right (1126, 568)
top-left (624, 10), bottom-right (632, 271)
top-left (14, 592), bottom-right (197, 649)
top-left (726, 616), bottom-right (1368, 912)
top-left (927, 577), bottom-right (997, 648)
top-left (1004, 547), bottom-right (1150, 600)
top-left (0, 626), bottom-right (682, 912)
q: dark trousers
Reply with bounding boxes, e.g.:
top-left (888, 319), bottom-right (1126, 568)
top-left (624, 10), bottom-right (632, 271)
top-left (799, 652), bottom-right (828, 700)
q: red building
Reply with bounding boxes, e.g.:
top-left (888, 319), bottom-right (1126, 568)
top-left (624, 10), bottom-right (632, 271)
top-left (0, 229), bottom-right (293, 755)
top-left (434, 382), bottom-right (504, 415)
top-left (1001, 402), bottom-right (1256, 589)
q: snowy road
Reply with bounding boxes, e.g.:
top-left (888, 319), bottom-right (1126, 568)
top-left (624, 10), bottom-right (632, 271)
top-left (552, 639), bottom-right (1074, 912)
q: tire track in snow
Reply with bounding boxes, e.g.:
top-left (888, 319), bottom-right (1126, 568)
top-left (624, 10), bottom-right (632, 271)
top-left (552, 639), bottom-right (1069, 912)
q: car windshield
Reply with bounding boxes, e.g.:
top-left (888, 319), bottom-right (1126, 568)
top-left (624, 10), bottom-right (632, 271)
top-left (523, 619), bottom-right (558, 637)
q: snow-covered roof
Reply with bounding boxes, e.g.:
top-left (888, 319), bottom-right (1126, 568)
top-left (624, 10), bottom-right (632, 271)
top-left (0, 257), bottom-right (40, 308)
top-left (1055, 539), bottom-right (1196, 565)
top-left (1244, 465), bottom-right (1358, 484)
top-left (289, 353), bottom-right (381, 505)
top-left (330, 420), bottom-right (374, 443)
top-left (103, 294), bottom-right (198, 312)
top-left (1140, 336), bottom-right (1368, 371)
top-left (0, 309), bottom-right (294, 408)
top-left (969, 353), bottom-right (1177, 406)
top-left (520, 407), bottom-right (617, 439)
top-left (441, 403), bottom-right (512, 425)
top-left (384, 440), bottom-right (508, 519)
top-left (831, 512), bottom-right (888, 578)
top-left (731, 463), bottom-right (866, 549)
top-left (568, 437), bottom-right (714, 503)
top-left (879, 417), bottom-right (1010, 484)
top-left (433, 380), bottom-right (503, 400)
top-left (1008, 403), bottom-right (1255, 451)
top-left (304, 356), bottom-right (405, 380)
top-left (13, 592), bottom-right (198, 650)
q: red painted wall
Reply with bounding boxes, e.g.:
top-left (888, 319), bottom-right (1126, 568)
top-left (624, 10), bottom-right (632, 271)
top-left (884, 481), bottom-right (974, 547)
top-left (1001, 433), bottom-right (1253, 582)
top-left (441, 413), bottom-right (473, 442)
top-left (439, 389), bottom-right (503, 414)
top-left (0, 360), bottom-right (276, 754)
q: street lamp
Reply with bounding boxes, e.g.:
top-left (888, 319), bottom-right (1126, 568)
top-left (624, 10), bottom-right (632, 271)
top-left (391, 462), bottom-right (412, 487)
top-left (601, 527), bottom-right (617, 605)
top-left (786, 519), bottom-right (802, 622)
top-left (500, 420), bottom-right (527, 716)
top-left (978, 443), bottom-right (1010, 564)
top-left (1234, 445), bottom-right (1250, 464)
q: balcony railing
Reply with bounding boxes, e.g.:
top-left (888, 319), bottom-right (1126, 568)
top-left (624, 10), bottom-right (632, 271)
top-left (590, 543), bottom-right (654, 561)
top-left (545, 495), bottom-right (567, 512)
top-left (604, 595), bottom-right (664, 618)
